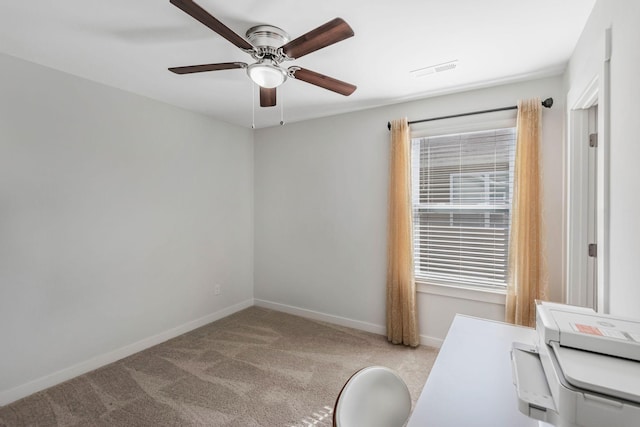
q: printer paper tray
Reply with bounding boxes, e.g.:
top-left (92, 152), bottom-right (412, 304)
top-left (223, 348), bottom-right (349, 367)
top-left (511, 342), bottom-right (557, 423)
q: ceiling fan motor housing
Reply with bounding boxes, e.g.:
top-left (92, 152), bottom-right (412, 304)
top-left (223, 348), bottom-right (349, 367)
top-left (246, 25), bottom-right (290, 50)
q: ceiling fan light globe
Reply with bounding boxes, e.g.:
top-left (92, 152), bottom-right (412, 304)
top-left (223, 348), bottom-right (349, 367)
top-left (247, 62), bottom-right (287, 88)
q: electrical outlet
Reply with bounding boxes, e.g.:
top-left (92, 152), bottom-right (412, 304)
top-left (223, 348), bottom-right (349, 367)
top-left (214, 284), bottom-right (221, 295)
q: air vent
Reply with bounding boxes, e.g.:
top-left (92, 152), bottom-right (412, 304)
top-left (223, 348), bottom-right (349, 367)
top-left (411, 60), bottom-right (458, 78)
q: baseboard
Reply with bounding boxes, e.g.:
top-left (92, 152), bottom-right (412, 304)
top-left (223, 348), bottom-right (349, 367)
top-left (419, 334), bottom-right (444, 348)
top-left (254, 298), bottom-right (386, 335)
top-left (253, 298), bottom-right (443, 349)
top-left (0, 299), bottom-right (253, 407)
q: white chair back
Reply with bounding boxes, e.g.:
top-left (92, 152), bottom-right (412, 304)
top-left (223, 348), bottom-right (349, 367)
top-left (333, 366), bottom-right (411, 427)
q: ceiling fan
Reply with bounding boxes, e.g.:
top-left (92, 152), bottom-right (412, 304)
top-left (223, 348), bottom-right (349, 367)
top-left (168, 0), bottom-right (357, 107)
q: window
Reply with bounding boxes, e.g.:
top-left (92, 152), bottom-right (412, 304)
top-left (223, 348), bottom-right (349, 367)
top-left (411, 127), bottom-right (516, 289)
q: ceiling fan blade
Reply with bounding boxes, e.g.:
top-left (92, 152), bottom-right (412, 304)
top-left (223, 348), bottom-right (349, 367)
top-left (289, 67), bottom-right (356, 96)
top-left (170, 0), bottom-right (254, 51)
top-left (260, 87), bottom-right (277, 107)
top-left (281, 18), bottom-right (354, 59)
top-left (169, 62), bottom-right (247, 74)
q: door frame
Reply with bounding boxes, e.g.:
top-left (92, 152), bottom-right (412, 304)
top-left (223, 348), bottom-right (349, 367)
top-left (565, 28), bottom-right (611, 313)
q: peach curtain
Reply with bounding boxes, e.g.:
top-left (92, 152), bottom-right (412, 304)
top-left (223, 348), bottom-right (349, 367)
top-left (506, 98), bottom-right (548, 327)
top-left (386, 118), bottom-right (419, 347)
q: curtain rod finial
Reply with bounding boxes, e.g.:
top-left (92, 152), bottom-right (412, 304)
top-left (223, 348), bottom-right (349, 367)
top-left (542, 97), bottom-right (553, 108)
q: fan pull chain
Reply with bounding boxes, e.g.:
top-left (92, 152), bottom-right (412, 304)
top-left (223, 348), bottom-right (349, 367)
top-left (280, 87), bottom-right (285, 126)
top-left (251, 83), bottom-right (256, 129)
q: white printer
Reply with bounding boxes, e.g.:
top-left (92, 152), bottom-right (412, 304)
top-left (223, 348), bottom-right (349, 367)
top-left (511, 301), bottom-right (640, 427)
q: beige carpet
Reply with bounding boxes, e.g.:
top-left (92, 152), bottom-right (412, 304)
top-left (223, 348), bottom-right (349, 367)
top-left (0, 307), bottom-right (438, 426)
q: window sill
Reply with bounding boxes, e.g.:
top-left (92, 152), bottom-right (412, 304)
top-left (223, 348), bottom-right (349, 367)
top-left (416, 281), bottom-right (506, 305)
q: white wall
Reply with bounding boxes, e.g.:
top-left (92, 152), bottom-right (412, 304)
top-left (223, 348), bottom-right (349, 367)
top-left (565, 0), bottom-right (640, 317)
top-left (0, 53), bottom-right (254, 403)
top-left (254, 76), bottom-right (565, 346)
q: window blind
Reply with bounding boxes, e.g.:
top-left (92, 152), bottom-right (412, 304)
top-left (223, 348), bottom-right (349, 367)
top-left (411, 128), bottom-right (516, 288)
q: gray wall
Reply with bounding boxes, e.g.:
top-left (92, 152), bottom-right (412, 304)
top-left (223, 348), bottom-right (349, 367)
top-left (254, 76), bottom-right (565, 345)
top-left (0, 53), bottom-right (254, 400)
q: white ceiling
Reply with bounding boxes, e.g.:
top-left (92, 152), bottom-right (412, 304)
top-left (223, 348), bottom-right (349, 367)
top-left (0, 0), bottom-right (595, 129)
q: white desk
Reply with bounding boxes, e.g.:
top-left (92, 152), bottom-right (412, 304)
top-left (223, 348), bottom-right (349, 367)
top-left (407, 315), bottom-right (552, 427)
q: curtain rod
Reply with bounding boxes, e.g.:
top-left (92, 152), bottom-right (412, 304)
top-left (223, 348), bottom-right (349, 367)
top-left (386, 97), bottom-right (554, 130)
